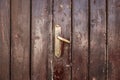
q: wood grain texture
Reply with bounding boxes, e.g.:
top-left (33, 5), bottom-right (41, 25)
top-left (53, 0), bottom-right (71, 80)
top-left (11, 0), bottom-right (30, 80)
top-left (90, 0), bottom-right (106, 80)
top-left (108, 0), bottom-right (120, 80)
top-left (0, 0), bottom-right (10, 80)
top-left (31, 0), bottom-right (52, 80)
top-left (72, 0), bottom-right (88, 80)
top-left (47, 1), bottom-right (53, 80)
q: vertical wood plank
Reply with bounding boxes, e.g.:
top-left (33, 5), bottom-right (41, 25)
top-left (108, 0), bottom-right (120, 80)
top-left (0, 0), bottom-right (10, 80)
top-left (72, 0), bottom-right (88, 80)
top-left (53, 0), bottom-right (71, 80)
top-left (47, 1), bottom-right (53, 80)
top-left (31, 0), bottom-right (52, 80)
top-left (90, 0), bottom-right (106, 80)
top-left (11, 0), bottom-right (30, 80)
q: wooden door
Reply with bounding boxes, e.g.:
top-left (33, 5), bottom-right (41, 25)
top-left (0, 0), bottom-right (120, 80)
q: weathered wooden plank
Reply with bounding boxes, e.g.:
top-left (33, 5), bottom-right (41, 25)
top-left (72, 0), bottom-right (88, 80)
top-left (0, 0), bottom-right (10, 80)
top-left (31, 0), bottom-right (52, 80)
top-left (108, 0), bottom-right (120, 80)
top-left (11, 0), bottom-right (30, 80)
top-left (47, 1), bottom-right (53, 80)
top-left (53, 0), bottom-right (71, 80)
top-left (90, 0), bottom-right (106, 80)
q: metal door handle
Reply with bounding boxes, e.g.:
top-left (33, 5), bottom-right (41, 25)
top-left (54, 25), bottom-right (70, 58)
top-left (57, 36), bottom-right (70, 43)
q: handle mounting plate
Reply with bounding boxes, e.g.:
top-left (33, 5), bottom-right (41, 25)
top-left (55, 25), bottom-right (61, 58)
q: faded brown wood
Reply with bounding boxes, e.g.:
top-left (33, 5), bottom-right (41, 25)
top-left (11, 0), bottom-right (30, 80)
top-left (90, 0), bottom-right (106, 80)
top-left (53, 0), bottom-right (71, 80)
top-left (72, 0), bottom-right (88, 80)
top-left (0, 0), bottom-right (10, 80)
top-left (108, 0), bottom-right (120, 80)
top-left (31, 0), bottom-right (52, 80)
top-left (1, 0), bottom-right (120, 80)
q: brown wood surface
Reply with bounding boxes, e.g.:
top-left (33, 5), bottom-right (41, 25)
top-left (0, 0), bottom-right (10, 80)
top-left (108, 0), bottom-right (120, 80)
top-left (1, 0), bottom-right (120, 80)
top-left (53, 0), bottom-right (71, 80)
top-left (11, 0), bottom-right (30, 80)
top-left (90, 0), bottom-right (106, 80)
top-left (72, 0), bottom-right (88, 80)
top-left (31, 0), bottom-right (52, 80)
